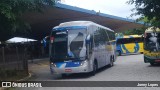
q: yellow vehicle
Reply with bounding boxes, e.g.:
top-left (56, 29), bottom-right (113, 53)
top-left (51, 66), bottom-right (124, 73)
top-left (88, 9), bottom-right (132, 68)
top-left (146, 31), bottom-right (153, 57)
top-left (116, 35), bottom-right (144, 56)
top-left (144, 27), bottom-right (160, 65)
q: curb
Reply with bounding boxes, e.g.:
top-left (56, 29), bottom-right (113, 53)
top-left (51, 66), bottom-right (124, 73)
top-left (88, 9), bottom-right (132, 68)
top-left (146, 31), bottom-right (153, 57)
top-left (28, 58), bottom-right (49, 63)
top-left (17, 72), bottom-right (32, 81)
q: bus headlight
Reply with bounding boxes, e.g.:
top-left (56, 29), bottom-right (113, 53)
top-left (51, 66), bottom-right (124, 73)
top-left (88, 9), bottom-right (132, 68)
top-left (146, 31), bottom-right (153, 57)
top-left (50, 62), bottom-right (57, 67)
top-left (80, 60), bottom-right (88, 66)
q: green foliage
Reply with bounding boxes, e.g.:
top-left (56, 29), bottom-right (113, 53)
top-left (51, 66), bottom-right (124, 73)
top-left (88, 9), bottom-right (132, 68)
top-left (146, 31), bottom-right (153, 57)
top-left (128, 0), bottom-right (160, 27)
top-left (122, 27), bottom-right (147, 35)
top-left (115, 33), bottom-right (124, 37)
top-left (0, 0), bottom-right (55, 41)
top-left (116, 28), bottom-right (146, 37)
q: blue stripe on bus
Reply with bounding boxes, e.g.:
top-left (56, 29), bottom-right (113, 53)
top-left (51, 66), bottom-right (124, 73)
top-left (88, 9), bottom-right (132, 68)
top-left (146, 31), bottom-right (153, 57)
top-left (53, 26), bottom-right (87, 31)
top-left (65, 61), bottom-right (81, 67)
top-left (117, 44), bottom-right (123, 53)
top-left (55, 61), bottom-right (81, 68)
top-left (129, 35), bottom-right (140, 53)
top-left (121, 44), bottom-right (130, 53)
top-left (55, 62), bottom-right (65, 68)
top-left (134, 43), bottom-right (139, 53)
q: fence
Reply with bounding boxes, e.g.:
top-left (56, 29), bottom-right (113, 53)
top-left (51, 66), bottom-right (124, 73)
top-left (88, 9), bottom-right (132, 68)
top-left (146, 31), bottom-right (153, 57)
top-left (27, 41), bottom-right (49, 60)
top-left (0, 44), bottom-right (28, 72)
top-left (0, 41), bottom-right (49, 70)
top-left (0, 41), bottom-right (49, 80)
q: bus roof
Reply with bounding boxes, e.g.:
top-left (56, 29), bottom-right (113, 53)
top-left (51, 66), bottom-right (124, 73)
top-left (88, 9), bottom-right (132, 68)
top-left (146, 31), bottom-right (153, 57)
top-left (53, 26), bottom-right (87, 31)
top-left (145, 27), bottom-right (160, 33)
top-left (123, 35), bottom-right (141, 38)
top-left (53, 21), bottom-right (114, 32)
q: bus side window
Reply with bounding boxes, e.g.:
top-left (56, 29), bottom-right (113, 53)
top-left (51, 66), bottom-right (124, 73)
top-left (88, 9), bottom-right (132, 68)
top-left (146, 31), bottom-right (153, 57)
top-left (94, 35), bottom-right (99, 46)
top-left (89, 35), bottom-right (94, 54)
top-left (94, 30), bottom-right (100, 47)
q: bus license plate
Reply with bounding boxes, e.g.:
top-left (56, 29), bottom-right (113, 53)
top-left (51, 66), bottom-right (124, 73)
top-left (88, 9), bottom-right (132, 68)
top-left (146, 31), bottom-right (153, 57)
top-left (65, 69), bottom-right (72, 72)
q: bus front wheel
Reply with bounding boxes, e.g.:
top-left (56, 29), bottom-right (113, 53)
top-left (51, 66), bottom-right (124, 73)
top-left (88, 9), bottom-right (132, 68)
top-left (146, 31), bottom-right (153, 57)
top-left (140, 52), bottom-right (143, 54)
top-left (109, 57), bottom-right (114, 67)
top-left (91, 61), bottom-right (97, 76)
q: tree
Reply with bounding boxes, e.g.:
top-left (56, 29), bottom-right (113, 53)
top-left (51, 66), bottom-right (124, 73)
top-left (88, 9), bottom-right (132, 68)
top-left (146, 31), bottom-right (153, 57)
top-left (128, 0), bottom-right (160, 28)
top-left (0, 0), bottom-right (55, 41)
top-left (122, 27), bottom-right (147, 35)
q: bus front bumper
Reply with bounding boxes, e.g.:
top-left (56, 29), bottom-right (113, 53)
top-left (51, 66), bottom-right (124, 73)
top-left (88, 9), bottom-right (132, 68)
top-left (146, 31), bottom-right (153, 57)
top-left (144, 56), bottom-right (160, 63)
top-left (50, 61), bottom-right (92, 74)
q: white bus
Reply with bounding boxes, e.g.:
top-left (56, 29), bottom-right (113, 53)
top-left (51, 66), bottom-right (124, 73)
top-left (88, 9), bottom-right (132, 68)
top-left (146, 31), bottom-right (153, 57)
top-left (49, 21), bottom-right (116, 76)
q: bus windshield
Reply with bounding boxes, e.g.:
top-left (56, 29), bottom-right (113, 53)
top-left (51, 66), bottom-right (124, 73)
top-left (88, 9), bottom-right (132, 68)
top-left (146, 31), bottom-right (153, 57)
top-left (68, 30), bottom-right (86, 59)
top-left (51, 31), bottom-right (68, 60)
top-left (50, 29), bottom-right (87, 62)
top-left (144, 33), bottom-right (160, 52)
top-left (116, 37), bottom-right (143, 45)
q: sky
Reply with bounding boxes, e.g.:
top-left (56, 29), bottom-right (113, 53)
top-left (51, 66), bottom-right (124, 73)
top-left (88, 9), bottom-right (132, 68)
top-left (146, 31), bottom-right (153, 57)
top-left (4, 0), bottom-right (139, 42)
top-left (63, 0), bottom-right (139, 19)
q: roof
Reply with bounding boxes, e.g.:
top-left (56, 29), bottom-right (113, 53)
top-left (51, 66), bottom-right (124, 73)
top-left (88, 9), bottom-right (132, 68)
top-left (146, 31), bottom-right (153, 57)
top-left (11, 3), bottom-right (145, 41)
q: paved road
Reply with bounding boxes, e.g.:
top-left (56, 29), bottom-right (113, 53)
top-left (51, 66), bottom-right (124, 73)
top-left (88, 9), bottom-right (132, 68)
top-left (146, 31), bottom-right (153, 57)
top-left (29, 54), bottom-right (160, 81)
top-left (16, 54), bottom-right (160, 90)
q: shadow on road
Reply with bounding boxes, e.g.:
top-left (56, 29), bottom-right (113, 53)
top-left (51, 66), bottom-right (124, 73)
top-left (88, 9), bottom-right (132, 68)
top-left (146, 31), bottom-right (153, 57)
top-left (148, 63), bottom-right (160, 67)
top-left (119, 53), bottom-right (142, 56)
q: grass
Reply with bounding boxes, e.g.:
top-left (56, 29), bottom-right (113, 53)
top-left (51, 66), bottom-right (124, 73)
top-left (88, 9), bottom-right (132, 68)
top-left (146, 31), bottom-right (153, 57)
top-left (0, 68), bottom-right (28, 81)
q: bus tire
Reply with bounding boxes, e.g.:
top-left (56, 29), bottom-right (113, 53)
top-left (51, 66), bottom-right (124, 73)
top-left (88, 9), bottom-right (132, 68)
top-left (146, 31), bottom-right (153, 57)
top-left (91, 61), bottom-right (97, 76)
top-left (109, 57), bottom-right (114, 67)
top-left (140, 52), bottom-right (143, 54)
top-left (113, 56), bottom-right (115, 62)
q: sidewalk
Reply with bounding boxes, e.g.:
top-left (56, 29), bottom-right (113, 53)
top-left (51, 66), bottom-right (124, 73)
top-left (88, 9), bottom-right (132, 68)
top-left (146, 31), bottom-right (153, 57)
top-left (28, 58), bottom-right (49, 63)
